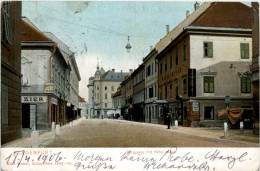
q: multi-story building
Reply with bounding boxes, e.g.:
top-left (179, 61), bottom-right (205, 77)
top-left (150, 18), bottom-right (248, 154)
top-left (132, 64), bottom-right (145, 122)
top-left (87, 76), bottom-right (94, 118)
top-left (120, 74), bottom-right (133, 120)
top-left (78, 96), bottom-right (87, 118)
top-left (111, 87), bottom-right (122, 119)
top-left (21, 18), bottom-right (80, 130)
top-left (156, 2), bottom-right (253, 127)
top-left (1, 2), bottom-right (22, 144)
top-left (252, 2), bottom-right (259, 134)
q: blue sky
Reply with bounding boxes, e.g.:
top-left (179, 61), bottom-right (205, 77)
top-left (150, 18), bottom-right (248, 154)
top-left (22, 1), bottom-right (200, 100)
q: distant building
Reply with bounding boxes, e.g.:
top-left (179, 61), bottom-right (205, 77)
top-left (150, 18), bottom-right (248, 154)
top-left (111, 87), bottom-right (122, 119)
top-left (132, 64), bottom-right (145, 122)
top-left (1, 2), bottom-right (22, 144)
top-left (78, 96), bottom-right (87, 118)
top-left (94, 65), bottom-right (131, 118)
top-left (156, 2), bottom-right (253, 127)
top-left (87, 76), bottom-right (94, 118)
top-left (120, 75), bottom-right (133, 120)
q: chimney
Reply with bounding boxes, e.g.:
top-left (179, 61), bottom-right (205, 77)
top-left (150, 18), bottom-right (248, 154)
top-left (186, 10), bottom-right (190, 18)
top-left (150, 46), bottom-right (153, 52)
top-left (166, 25), bottom-right (170, 35)
top-left (112, 69), bottom-right (115, 72)
top-left (129, 69), bottom-right (133, 73)
top-left (194, 2), bottom-right (199, 11)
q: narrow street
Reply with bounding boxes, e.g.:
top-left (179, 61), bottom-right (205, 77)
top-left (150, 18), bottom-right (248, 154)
top-left (46, 119), bottom-right (258, 147)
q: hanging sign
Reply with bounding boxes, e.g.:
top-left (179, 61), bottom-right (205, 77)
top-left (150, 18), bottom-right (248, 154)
top-left (44, 83), bottom-right (54, 93)
top-left (52, 98), bottom-right (58, 105)
top-left (192, 102), bottom-right (199, 112)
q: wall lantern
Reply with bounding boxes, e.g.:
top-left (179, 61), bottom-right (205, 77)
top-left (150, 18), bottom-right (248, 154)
top-left (67, 100), bottom-right (71, 107)
top-left (125, 36), bottom-right (132, 53)
top-left (73, 107), bottom-right (77, 111)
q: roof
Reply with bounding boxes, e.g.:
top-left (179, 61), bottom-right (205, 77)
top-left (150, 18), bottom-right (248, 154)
top-left (43, 32), bottom-right (74, 65)
top-left (156, 2), bottom-right (252, 60)
top-left (21, 19), bottom-right (53, 42)
top-left (78, 96), bottom-right (86, 102)
top-left (131, 63), bottom-right (144, 77)
top-left (190, 2), bottom-right (252, 29)
top-left (101, 70), bottom-right (130, 82)
top-left (22, 16), bottom-right (41, 32)
top-left (154, 2), bottom-right (212, 54)
top-left (113, 88), bottom-right (121, 98)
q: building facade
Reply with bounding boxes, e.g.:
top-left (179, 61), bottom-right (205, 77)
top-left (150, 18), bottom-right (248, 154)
top-left (1, 2), bottom-right (22, 144)
top-left (78, 96), bottom-right (87, 118)
top-left (132, 64), bottom-right (145, 122)
top-left (157, 2), bottom-right (253, 127)
top-left (21, 18), bottom-right (80, 130)
top-left (87, 76), bottom-right (94, 118)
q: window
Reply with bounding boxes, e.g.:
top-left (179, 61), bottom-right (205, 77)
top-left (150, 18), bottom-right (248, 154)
top-left (1, 84), bottom-right (8, 125)
top-left (2, 2), bottom-right (11, 44)
top-left (204, 76), bottom-right (214, 93)
top-left (149, 87), bottom-right (153, 98)
top-left (183, 45), bottom-right (186, 61)
top-left (159, 86), bottom-right (162, 99)
top-left (154, 84), bottom-right (157, 97)
top-left (175, 50), bottom-right (179, 65)
top-left (164, 59), bottom-right (167, 71)
top-left (241, 77), bottom-right (251, 93)
top-left (111, 86), bottom-right (114, 91)
top-left (105, 93), bottom-right (107, 99)
top-left (183, 77), bottom-right (187, 94)
top-left (152, 63), bottom-right (154, 75)
top-left (97, 86), bottom-right (99, 90)
top-left (170, 55), bottom-right (172, 69)
top-left (169, 84), bottom-right (172, 98)
top-left (148, 65), bottom-right (151, 76)
top-left (174, 80), bottom-right (178, 96)
top-left (204, 106), bottom-right (214, 120)
top-left (204, 42), bottom-right (213, 58)
top-left (105, 86), bottom-right (107, 90)
top-left (155, 62), bottom-right (157, 73)
top-left (105, 103), bottom-right (107, 108)
top-left (164, 85), bottom-right (167, 99)
top-left (111, 93), bottom-right (113, 98)
top-left (240, 43), bottom-right (249, 59)
top-left (160, 63), bottom-right (162, 74)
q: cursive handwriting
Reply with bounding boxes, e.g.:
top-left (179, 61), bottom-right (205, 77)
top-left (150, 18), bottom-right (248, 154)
top-left (205, 149), bottom-right (248, 169)
top-left (73, 151), bottom-right (116, 171)
top-left (5, 150), bottom-right (63, 168)
top-left (120, 148), bottom-right (249, 171)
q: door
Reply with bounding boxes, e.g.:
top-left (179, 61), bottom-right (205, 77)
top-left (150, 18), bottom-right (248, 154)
top-left (30, 104), bottom-right (37, 130)
top-left (22, 104), bottom-right (30, 128)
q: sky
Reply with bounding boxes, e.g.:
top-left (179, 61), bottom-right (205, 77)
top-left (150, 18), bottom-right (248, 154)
top-left (22, 1), bottom-right (200, 101)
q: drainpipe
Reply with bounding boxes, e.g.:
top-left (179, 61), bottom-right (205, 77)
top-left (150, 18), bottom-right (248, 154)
top-left (49, 43), bottom-right (58, 82)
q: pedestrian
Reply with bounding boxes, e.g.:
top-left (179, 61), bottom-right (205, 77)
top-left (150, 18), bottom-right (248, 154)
top-left (166, 113), bottom-right (171, 129)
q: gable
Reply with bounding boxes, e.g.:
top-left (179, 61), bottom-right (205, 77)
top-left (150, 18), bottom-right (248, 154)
top-left (191, 2), bottom-right (252, 29)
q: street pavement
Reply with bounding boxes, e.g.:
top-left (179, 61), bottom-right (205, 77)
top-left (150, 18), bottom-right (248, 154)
top-left (2, 118), bottom-right (259, 148)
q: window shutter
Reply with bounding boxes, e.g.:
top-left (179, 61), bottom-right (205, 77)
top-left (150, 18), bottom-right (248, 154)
top-left (247, 77), bottom-right (251, 92)
top-left (208, 42), bottom-right (213, 57)
top-left (241, 44), bottom-right (245, 58)
top-left (245, 44), bottom-right (249, 58)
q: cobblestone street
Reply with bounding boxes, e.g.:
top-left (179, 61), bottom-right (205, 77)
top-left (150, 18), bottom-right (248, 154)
top-left (46, 119), bottom-right (259, 147)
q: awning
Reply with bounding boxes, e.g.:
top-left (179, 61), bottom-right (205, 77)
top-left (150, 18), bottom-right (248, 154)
top-left (218, 108), bottom-right (249, 125)
top-left (153, 100), bottom-right (168, 104)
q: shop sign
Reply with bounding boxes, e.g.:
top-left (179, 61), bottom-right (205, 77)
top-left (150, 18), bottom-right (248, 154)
top-left (22, 96), bottom-right (47, 103)
top-left (44, 83), bottom-right (54, 93)
top-left (192, 102), bottom-right (199, 112)
top-left (52, 98), bottom-right (58, 105)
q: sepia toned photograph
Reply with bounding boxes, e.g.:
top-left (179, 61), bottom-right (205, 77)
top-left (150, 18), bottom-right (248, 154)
top-left (1, 1), bottom-right (259, 171)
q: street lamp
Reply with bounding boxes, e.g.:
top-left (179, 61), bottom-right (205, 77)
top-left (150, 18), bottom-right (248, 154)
top-left (125, 36), bottom-right (132, 53)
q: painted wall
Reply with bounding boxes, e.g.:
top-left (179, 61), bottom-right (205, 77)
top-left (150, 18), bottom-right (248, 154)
top-left (190, 35), bottom-right (252, 97)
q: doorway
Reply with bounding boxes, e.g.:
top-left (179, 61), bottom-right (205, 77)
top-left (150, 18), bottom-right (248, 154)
top-left (22, 104), bottom-right (37, 130)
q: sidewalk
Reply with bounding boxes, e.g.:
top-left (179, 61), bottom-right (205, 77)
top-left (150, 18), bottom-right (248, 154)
top-left (113, 119), bottom-right (259, 146)
top-left (2, 118), bottom-right (86, 148)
